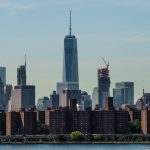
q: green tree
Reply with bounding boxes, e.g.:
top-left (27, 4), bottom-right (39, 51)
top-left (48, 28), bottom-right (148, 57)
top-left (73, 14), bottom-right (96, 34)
top-left (70, 131), bottom-right (84, 141)
top-left (37, 121), bottom-right (49, 135)
top-left (128, 119), bottom-right (141, 133)
top-left (94, 134), bottom-right (101, 141)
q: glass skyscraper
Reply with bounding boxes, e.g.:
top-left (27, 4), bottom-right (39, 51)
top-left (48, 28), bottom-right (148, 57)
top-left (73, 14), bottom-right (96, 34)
top-left (0, 67), bottom-right (6, 85)
top-left (113, 82), bottom-right (134, 109)
top-left (57, 11), bottom-right (79, 105)
top-left (98, 68), bottom-right (111, 109)
top-left (63, 11), bottom-right (79, 85)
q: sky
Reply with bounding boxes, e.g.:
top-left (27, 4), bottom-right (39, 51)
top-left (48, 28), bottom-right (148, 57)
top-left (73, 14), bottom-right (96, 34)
top-left (0, 0), bottom-right (150, 103)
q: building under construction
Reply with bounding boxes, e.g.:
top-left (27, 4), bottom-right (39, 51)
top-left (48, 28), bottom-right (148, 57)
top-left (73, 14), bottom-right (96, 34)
top-left (98, 58), bottom-right (111, 109)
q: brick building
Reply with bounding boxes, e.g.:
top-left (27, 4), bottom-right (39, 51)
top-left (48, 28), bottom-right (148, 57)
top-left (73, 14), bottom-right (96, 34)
top-left (92, 111), bottom-right (103, 134)
top-left (6, 110), bottom-right (37, 135)
top-left (0, 112), bottom-right (6, 135)
top-left (6, 112), bottom-right (21, 136)
top-left (36, 111), bottom-right (45, 124)
top-left (70, 111), bottom-right (92, 133)
top-left (115, 111), bottom-right (129, 134)
top-left (20, 110), bottom-right (37, 135)
top-left (45, 109), bottom-right (70, 134)
top-left (141, 109), bottom-right (150, 134)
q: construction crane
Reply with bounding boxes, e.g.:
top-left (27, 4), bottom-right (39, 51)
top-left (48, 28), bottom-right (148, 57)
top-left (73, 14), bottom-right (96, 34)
top-left (101, 57), bottom-right (109, 69)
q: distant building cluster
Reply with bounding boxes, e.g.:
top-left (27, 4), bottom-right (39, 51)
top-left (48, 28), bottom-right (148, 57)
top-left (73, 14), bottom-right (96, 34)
top-left (0, 11), bottom-right (150, 136)
top-left (0, 97), bottom-right (150, 135)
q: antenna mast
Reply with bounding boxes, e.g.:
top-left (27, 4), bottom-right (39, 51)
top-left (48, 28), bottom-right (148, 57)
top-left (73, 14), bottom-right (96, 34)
top-left (25, 53), bottom-right (26, 68)
top-left (69, 10), bottom-right (72, 36)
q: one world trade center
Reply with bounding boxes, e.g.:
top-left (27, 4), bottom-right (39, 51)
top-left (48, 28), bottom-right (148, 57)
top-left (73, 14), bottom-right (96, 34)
top-left (57, 11), bottom-right (79, 105)
top-left (63, 11), bottom-right (79, 85)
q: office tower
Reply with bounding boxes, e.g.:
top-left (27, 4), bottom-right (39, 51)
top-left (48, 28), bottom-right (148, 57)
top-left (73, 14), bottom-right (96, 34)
top-left (0, 67), bottom-right (6, 85)
top-left (10, 85), bottom-right (35, 111)
top-left (37, 96), bottom-right (50, 111)
top-left (57, 11), bottom-right (79, 104)
top-left (0, 76), bottom-right (12, 112)
top-left (81, 91), bottom-right (92, 110)
top-left (104, 97), bottom-right (115, 111)
top-left (98, 67), bottom-right (110, 109)
top-left (76, 102), bottom-right (84, 111)
top-left (62, 89), bottom-right (81, 110)
top-left (113, 82), bottom-right (134, 109)
top-left (4, 84), bottom-right (12, 112)
top-left (17, 57), bottom-right (26, 86)
top-left (92, 87), bottom-right (98, 110)
top-left (136, 91), bottom-right (150, 110)
top-left (17, 65), bottom-right (26, 85)
top-left (63, 11), bottom-right (79, 84)
top-left (0, 77), bottom-right (4, 111)
top-left (57, 82), bottom-right (79, 106)
top-left (10, 60), bottom-right (35, 112)
top-left (50, 91), bottom-right (59, 109)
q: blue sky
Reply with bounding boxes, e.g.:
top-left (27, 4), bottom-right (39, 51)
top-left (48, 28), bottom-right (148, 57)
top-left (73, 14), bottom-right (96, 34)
top-left (0, 0), bottom-right (150, 102)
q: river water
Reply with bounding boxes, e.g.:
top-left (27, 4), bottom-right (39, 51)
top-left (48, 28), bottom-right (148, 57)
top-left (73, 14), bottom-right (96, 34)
top-left (0, 144), bottom-right (150, 150)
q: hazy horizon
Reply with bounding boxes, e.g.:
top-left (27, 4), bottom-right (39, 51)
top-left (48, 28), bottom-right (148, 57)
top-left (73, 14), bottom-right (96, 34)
top-left (0, 0), bottom-right (150, 103)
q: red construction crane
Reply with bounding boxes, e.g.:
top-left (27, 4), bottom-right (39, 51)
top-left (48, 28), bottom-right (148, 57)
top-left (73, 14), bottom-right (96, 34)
top-left (101, 57), bottom-right (109, 69)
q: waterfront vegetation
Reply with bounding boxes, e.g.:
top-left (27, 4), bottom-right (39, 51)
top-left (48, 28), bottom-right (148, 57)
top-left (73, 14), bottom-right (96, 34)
top-left (1, 132), bottom-right (150, 144)
top-left (0, 119), bottom-right (148, 144)
top-left (128, 119), bottom-right (141, 134)
top-left (36, 121), bottom-right (49, 135)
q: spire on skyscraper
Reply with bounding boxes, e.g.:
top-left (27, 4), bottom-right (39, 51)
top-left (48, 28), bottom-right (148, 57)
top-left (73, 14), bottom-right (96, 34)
top-left (25, 53), bottom-right (26, 68)
top-left (69, 10), bottom-right (72, 36)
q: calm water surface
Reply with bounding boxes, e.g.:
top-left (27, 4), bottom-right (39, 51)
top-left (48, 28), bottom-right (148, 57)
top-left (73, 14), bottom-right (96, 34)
top-left (0, 144), bottom-right (150, 150)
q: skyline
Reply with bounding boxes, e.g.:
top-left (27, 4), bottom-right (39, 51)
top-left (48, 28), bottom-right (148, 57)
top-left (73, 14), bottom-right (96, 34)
top-left (0, 0), bottom-right (150, 101)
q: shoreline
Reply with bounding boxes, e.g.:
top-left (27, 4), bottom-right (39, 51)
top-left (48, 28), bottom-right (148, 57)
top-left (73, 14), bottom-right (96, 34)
top-left (1, 134), bottom-right (150, 144)
top-left (1, 141), bottom-right (150, 144)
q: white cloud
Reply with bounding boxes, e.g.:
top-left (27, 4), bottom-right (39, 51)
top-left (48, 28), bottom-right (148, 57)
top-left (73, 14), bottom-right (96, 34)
top-left (0, 1), bottom-right (33, 10)
top-left (0, 0), bottom-right (80, 10)
top-left (110, 0), bottom-right (150, 7)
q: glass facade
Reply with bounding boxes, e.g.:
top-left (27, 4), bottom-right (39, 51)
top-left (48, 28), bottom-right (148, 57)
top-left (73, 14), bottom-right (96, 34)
top-left (63, 35), bottom-right (79, 84)
top-left (113, 82), bottom-right (134, 109)
top-left (98, 68), bottom-right (110, 109)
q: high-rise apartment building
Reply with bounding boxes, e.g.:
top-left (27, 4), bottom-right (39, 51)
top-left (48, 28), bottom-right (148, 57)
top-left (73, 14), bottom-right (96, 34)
top-left (98, 67), bottom-right (110, 109)
top-left (113, 82), bottom-right (134, 109)
top-left (0, 67), bottom-right (6, 85)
